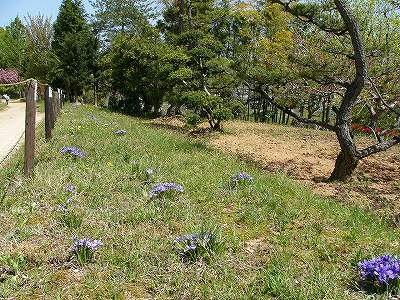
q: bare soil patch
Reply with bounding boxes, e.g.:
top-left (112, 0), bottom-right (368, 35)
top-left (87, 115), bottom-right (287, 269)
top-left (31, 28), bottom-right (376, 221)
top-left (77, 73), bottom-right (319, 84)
top-left (151, 117), bottom-right (400, 218)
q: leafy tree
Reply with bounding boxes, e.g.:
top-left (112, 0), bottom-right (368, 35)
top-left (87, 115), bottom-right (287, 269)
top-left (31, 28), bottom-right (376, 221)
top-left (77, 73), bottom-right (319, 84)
top-left (110, 32), bottom-right (167, 114)
top-left (24, 15), bottom-right (56, 82)
top-left (0, 17), bottom-right (27, 73)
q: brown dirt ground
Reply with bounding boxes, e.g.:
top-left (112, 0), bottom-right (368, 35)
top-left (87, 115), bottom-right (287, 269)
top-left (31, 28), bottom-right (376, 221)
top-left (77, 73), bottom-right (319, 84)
top-left (150, 117), bottom-right (400, 219)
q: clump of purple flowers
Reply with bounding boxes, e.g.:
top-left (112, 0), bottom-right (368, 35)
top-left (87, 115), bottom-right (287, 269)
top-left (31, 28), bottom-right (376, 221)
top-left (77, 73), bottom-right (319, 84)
top-left (71, 236), bottom-right (102, 265)
top-left (61, 147), bottom-right (86, 158)
top-left (65, 184), bottom-right (77, 193)
top-left (231, 172), bottom-right (253, 186)
top-left (114, 129), bottom-right (127, 135)
top-left (149, 182), bottom-right (184, 198)
top-left (358, 255), bottom-right (400, 292)
top-left (174, 229), bottom-right (221, 262)
top-left (57, 185), bottom-right (77, 211)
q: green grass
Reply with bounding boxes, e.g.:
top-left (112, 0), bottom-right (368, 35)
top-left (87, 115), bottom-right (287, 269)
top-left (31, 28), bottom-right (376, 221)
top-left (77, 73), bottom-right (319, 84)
top-left (1, 105), bottom-right (399, 299)
top-left (0, 102), bottom-right (7, 111)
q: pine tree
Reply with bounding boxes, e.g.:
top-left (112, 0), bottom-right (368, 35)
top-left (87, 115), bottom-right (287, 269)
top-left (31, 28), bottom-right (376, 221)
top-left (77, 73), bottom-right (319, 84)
top-left (52, 0), bottom-right (97, 100)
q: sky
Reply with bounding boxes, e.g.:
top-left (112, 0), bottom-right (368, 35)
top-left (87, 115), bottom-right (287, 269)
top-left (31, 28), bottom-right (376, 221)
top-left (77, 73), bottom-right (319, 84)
top-left (0, 0), bottom-right (94, 27)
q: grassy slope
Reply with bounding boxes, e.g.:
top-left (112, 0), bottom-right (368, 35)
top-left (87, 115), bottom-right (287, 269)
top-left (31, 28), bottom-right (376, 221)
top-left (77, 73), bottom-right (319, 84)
top-left (1, 105), bottom-right (399, 299)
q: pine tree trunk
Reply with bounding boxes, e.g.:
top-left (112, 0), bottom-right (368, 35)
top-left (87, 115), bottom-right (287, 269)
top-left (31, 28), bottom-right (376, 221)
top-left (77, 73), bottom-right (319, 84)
top-left (329, 150), bottom-right (359, 181)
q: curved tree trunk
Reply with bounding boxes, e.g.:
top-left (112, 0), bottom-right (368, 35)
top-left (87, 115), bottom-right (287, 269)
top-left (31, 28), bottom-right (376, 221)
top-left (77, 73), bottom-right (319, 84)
top-left (329, 0), bottom-right (367, 181)
top-left (272, 0), bottom-right (399, 181)
top-left (329, 150), bottom-right (359, 181)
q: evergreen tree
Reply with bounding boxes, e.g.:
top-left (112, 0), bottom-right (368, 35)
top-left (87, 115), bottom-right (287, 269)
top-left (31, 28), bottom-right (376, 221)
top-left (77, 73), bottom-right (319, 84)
top-left (52, 0), bottom-right (98, 100)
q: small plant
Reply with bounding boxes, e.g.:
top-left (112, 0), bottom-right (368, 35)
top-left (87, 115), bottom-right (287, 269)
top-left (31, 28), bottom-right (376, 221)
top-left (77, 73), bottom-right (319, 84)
top-left (358, 254), bottom-right (400, 294)
top-left (174, 226), bottom-right (223, 262)
top-left (0, 253), bottom-right (28, 274)
top-left (144, 168), bottom-right (154, 182)
top-left (114, 129), bottom-right (127, 135)
top-left (71, 236), bottom-right (102, 265)
top-left (57, 185), bottom-right (77, 211)
top-left (231, 172), bottom-right (254, 187)
top-left (61, 147), bottom-right (86, 158)
top-left (130, 160), bottom-right (140, 173)
top-left (65, 184), bottom-right (77, 193)
top-left (185, 113), bottom-right (202, 128)
top-left (60, 211), bottom-right (84, 229)
top-left (149, 182), bottom-right (184, 199)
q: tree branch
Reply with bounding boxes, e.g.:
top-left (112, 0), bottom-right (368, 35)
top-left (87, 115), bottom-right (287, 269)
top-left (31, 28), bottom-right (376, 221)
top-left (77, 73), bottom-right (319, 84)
top-left (251, 83), bottom-right (337, 131)
top-left (270, 0), bottom-right (348, 35)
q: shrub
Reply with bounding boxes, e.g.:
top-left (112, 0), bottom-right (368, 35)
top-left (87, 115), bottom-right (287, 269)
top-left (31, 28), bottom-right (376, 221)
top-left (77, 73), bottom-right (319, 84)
top-left (213, 108), bottom-right (233, 123)
top-left (174, 226), bottom-right (223, 262)
top-left (71, 237), bottom-right (102, 265)
top-left (180, 91), bottom-right (233, 131)
top-left (0, 69), bottom-right (19, 84)
top-left (185, 113), bottom-right (202, 128)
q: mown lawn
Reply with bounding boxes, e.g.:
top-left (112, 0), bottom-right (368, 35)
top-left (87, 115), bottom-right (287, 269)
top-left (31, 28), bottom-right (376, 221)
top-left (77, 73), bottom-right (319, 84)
top-left (1, 105), bottom-right (399, 299)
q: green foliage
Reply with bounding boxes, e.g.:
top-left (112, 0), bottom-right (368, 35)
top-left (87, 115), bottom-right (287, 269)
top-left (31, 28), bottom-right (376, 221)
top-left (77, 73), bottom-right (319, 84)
top-left (185, 112), bottom-right (202, 127)
top-left (60, 210), bottom-right (84, 230)
top-left (110, 33), bottom-right (166, 114)
top-left (0, 17), bottom-right (27, 73)
top-left (51, 0), bottom-right (98, 98)
top-left (227, 100), bottom-right (246, 119)
top-left (181, 91), bottom-right (221, 110)
top-left (25, 15), bottom-right (56, 82)
top-left (168, 67), bottom-right (193, 82)
top-left (91, 0), bottom-right (155, 39)
top-left (180, 91), bottom-right (233, 130)
top-left (0, 253), bottom-right (28, 274)
top-left (213, 108), bottom-right (233, 122)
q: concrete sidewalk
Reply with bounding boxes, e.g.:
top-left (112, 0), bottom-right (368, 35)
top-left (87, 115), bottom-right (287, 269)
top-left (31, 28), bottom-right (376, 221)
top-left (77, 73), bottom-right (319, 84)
top-left (0, 102), bottom-right (44, 163)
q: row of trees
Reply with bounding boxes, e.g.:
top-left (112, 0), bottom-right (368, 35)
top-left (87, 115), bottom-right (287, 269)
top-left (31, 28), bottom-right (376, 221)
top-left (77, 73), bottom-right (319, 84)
top-left (0, 0), bottom-right (97, 101)
top-left (0, 0), bottom-right (398, 181)
top-left (103, 0), bottom-right (399, 180)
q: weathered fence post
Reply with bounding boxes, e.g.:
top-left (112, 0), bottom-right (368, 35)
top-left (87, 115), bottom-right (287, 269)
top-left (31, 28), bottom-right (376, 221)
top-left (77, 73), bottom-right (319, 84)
top-left (59, 90), bottom-right (63, 109)
top-left (56, 89), bottom-right (60, 114)
top-left (45, 85), bottom-right (53, 140)
top-left (52, 90), bottom-right (58, 126)
top-left (24, 80), bottom-right (37, 177)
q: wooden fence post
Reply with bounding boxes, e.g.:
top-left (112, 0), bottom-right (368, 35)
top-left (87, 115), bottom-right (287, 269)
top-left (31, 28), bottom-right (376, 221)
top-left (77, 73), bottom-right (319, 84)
top-left (52, 90), bottom-right (58, 126)
top-left (45, 86), bottom-right (53, 140)
top-left (24, 80), bottom-right (37, 177)
top-left (59, 90), bottom-right (63, 109)
top-left (57, 90), bottom-right (61, 115)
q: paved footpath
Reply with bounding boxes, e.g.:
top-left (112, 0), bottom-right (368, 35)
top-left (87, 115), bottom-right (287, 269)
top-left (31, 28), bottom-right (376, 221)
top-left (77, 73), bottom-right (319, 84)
top-left (0, 102), bottom-right (44, 163)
